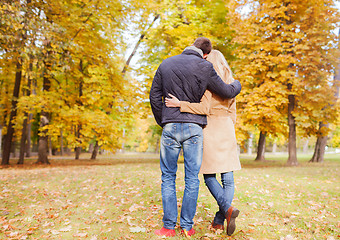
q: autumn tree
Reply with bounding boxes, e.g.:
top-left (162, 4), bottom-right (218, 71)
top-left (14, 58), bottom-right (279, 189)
top-left (233, 0), bottom-right (339, 165)
top-left (0, 0), bottom-right (33, 165)
top-left (308, 22), bottom-right (340, 163)
top-left (1, 0), bottom-right (146, 164)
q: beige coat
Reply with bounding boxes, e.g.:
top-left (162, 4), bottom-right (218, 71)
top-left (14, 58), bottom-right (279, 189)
top-left (180, 89), bottom-right (241, 174)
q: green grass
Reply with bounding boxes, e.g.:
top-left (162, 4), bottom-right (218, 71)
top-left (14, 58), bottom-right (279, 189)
top-left (0, 153), bottom-right (339, 239)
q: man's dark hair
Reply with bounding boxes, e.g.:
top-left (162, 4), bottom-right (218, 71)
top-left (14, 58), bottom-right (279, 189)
top-left (193, 37), bottom-right (212, 55)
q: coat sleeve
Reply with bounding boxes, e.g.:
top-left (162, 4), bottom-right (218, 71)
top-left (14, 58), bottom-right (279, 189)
top-left (180, 90), bottom-right (212, 115)
top-left (149, 68), bottom-right (163, 126)
top-left (207, 66), bottom-right (242, 99)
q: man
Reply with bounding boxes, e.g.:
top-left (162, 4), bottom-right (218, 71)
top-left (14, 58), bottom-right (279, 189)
top-left (149, 37), bottom-right (241, 237)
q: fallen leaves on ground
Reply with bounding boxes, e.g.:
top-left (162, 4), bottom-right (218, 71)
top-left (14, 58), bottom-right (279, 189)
top-left (1, 160), bottom-right (339, 239)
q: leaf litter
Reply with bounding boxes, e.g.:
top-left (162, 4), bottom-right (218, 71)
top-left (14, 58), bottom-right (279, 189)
top-left (0, 161), bottom-right (339, 239)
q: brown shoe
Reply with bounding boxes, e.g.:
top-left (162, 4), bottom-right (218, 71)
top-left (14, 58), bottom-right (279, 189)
top-left (211, 220), bottom-right (224, 231)
top-left (225, 206), bottom-right (240, 236)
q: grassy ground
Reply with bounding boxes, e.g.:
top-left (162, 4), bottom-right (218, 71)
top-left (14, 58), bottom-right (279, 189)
top-left (0, 153), bottom-right (339, 240)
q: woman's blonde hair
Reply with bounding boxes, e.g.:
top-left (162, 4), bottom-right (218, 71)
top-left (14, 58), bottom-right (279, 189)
top-left (206, 49), bottom-right (234, 84)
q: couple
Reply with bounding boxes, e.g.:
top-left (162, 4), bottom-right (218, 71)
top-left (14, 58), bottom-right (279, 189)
top-left (149, 37), bottom-right (241, 237)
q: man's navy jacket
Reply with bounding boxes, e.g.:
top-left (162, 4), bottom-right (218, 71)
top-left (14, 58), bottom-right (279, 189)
top-left (149, 48), bottom-right (242, 127)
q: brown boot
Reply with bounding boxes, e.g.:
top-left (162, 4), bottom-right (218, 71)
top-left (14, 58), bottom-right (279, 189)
top-left (225, 206), bottom-right (240, 236)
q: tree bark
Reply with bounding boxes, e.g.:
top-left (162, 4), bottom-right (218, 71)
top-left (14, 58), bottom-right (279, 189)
top-left (37, 65), bottom-right (51, 164)
top-left (0, 126), bottom-right (2, 158)
top-left (74, 123), bottom-right (82, 159)
top-left (75, 146), bottom-right (81, 159)
top-left (60, 130), bottom-right (64, 156)
top-left (25, 113), bottom-right (32, 157)
top-left (255, 132), bottom-right (266, 161)
top-left (310, 123), bottom-right (328, 163)
top-left (2, 61), bottom-right (22, 165)
top-left (18, 61), bottom-right (32, 164)
top-left (36, 114), bottom-right (50, 164)
top-left (75, 60), bottom-right (83, 160)
top-left (91, 141), bottom-right (99, 160)
top-left (287, 90), bottom-right (298, 166)
top-left (18, 116), bottom-right (28, 164)
top-left (88, 143), bottom-right (94, 153)
top-left (26, 58), bottom-right (35, 158)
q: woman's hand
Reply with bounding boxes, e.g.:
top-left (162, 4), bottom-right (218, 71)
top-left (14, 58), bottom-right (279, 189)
top-left (165, 94), bottom-right (180, 107)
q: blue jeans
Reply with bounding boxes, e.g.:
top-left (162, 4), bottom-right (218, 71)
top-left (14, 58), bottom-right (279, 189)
top-left (160, 123), bottom-right (203, 231)
top-left (203, 172), bottom-right (235, 225)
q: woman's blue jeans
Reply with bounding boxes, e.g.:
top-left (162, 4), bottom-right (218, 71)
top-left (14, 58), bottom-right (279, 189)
top-left (160, 123), bottom-right (203, 231)
top-left (203, 172), bottom-right (235, 225)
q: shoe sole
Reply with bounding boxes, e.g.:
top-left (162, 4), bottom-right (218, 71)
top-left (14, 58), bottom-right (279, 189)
top-left (155, 229), bottom-right (176, 237)
top-left (227, 209), bottom-right (240, 236)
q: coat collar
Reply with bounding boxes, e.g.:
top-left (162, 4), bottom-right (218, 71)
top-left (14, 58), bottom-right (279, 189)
top-left (182, 46), bottom-right (204, 58)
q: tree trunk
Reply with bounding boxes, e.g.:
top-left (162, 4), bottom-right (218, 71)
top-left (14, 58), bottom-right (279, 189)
top-left (36, 114), bottom-right (50, 164)
top-left (75, 146), bottom-right (81, 159)
top-left (25, 113), bottom-right (32, 157)
top-left (310, 123), bottom-right (328, 163)
top-left (26, 57), bottom-right (34, 158)
top-left (91, 141), bottom-right (99, 160)
top-left (18, 116), bottom-right (28, 164)
top-left (287, 90), bottom-right (298, 166)
top-left (75, 125), bottom-right (81, 159)
top-left (18, 63), bottom-right (32, 164)
top-left (60, 130), bottom-right (64, 156)
top-left (255, 132), bottom-right (266, 161)
top-left (37, 67), bottom-right (51, 164)
top-left (75, 60), bottom-right (83, 160)
top-left (2, 62), bottom-right (22, 165)
top-left (0, 126), bottom-right (2, 158)
top-left (88, 143), bottom-right (94, 153)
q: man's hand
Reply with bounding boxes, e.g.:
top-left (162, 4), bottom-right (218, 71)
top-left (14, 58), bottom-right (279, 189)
top-left (165, 94), bottom-right (180, 107)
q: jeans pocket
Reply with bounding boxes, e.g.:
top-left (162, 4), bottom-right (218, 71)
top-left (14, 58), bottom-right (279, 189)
top-left (162, 124), bottom-right (177, 146)
top-left (188, 124), bottom-right (202, 144)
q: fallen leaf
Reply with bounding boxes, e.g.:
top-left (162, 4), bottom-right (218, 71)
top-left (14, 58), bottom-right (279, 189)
top-left (129, 226), bottom-right (146, 233)
top-left (59, 226), bottom-right (72, 232)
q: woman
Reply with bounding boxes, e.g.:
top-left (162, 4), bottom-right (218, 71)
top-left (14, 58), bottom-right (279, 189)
top-left (165, 49), bottom-right (241, 236)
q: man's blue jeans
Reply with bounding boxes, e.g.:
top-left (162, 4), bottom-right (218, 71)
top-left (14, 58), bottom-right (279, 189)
top-left (160, 123), bottom-right (203, 231)
top-left (203, 172), bottom-right (234, 225)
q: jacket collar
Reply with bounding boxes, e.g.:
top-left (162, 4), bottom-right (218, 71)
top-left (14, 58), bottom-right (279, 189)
top-left (182, 46), bottom-right (203, 58)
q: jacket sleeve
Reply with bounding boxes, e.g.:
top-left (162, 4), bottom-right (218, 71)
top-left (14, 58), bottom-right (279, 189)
top-left (180, 90), bottom-right (212, 115)
top-left (149, 68), bottom-right (163, 126)
top-left (207, 66), bottom-right (242, 99)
